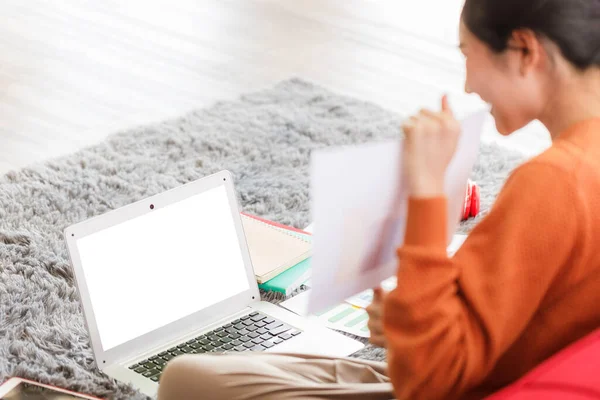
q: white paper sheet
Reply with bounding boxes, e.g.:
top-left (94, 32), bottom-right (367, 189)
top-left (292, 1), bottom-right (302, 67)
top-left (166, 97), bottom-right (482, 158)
top-left (344, 234), bottom-right (468, 308)
top-left (280, 290), bottom-right (311, 316)
top-left (344, 277), bottom-right (397, 309)
top-left (308, 111), bottom-right (487, 313)
top-left (280, 290), bottom-right (370, 338)
top-left (303, 223), bottom-right (315, 234)
top-left (281, 235), bottom-right (469, 337)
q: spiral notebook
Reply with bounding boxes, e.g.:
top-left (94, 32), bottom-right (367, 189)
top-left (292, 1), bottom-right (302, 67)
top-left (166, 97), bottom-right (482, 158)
top-left (241, 214), bottom-right (312, 283)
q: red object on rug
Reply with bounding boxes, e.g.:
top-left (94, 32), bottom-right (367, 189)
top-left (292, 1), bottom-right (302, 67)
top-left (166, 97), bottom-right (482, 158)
top-left (462, 180), bottom-right (480, 221)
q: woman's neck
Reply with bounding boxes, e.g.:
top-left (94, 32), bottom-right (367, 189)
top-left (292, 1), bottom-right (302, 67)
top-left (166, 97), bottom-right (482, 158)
top-left (540, 67), bottom-right (600, 139)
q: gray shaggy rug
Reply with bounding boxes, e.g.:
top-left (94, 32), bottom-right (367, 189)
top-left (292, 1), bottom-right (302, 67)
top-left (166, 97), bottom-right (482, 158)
top-left (0, 78), bottom-right (527, 399)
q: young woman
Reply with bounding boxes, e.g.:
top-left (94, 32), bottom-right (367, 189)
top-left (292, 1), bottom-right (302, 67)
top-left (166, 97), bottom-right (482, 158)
top-left (158, 0), bottom-right (600, 398)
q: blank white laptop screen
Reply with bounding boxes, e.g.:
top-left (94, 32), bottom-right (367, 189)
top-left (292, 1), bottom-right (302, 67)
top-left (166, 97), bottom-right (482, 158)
top-left (76, 185), bottom-right (250, 351)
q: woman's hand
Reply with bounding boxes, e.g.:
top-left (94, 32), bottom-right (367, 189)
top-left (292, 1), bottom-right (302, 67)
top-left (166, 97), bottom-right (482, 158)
top-left (402, 95), bottom-right (461, 198)
top-left (366, 287), bottom-right (387, 348)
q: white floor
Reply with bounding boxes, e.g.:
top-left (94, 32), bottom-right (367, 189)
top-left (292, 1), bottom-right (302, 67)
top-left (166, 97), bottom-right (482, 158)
top-left (0, 0), bottom-right (550, 176)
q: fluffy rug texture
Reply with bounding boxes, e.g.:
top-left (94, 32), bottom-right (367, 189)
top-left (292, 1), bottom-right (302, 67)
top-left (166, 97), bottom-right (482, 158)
top-left (0, 79), bottom-right (527, 398)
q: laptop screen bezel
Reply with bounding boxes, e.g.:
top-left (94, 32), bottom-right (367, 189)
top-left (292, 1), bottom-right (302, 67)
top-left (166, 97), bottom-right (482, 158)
top-left (64, 170), bottom-right (260, 367)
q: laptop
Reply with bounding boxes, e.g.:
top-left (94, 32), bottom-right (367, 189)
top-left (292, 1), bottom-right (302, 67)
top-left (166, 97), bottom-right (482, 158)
top-left (64, 170), bottom-right (364, 397)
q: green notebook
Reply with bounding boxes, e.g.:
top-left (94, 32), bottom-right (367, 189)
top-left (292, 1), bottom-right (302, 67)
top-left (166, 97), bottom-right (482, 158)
top-left (258, 231), bottom-right (312, 296)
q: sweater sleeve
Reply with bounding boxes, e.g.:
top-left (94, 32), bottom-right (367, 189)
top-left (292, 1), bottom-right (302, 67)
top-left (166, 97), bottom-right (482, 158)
top-left (383, 162), bottom-right (582, 400)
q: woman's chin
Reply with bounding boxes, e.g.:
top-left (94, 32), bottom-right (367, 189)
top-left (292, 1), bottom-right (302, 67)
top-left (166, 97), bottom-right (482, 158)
top-left (492, 109), bottom-right (533, 136)
top-left (495, 124), bottom-right (513, 136)
top-left (493, 115), bottom-right (518, 136)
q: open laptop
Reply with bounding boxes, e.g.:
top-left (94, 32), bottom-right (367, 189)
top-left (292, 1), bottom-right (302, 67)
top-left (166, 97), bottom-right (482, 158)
top-left (64, 170), bottom-right (364, 397)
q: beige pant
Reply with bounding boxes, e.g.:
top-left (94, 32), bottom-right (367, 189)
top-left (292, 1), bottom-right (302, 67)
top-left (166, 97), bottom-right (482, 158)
top-left (157, 353), bottom-right (394, 400)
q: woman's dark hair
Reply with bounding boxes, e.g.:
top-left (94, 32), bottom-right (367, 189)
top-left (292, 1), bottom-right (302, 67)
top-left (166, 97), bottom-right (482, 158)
top-left (462, 0), bottom-right (600, 70)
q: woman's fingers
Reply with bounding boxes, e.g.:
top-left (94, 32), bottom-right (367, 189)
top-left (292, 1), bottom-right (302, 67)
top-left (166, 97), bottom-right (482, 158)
top-left (367, 321), bottom-right (384, 336)
top-left (441, 94), bottom-right (454, 116)
top-left (419, 109), bottom-right (450, 127)
top-left (370, 334), bottom-right (387, 348)
top-left (373, 287), bottom-right (383, 300)
top-left (401, 116), bottom-right (418, 133)
top-left (367, 317), bottom-right (384, 334)
top-left (368, 321), bottom-right (386, 348)
top-left (401, 94), bottom-right (461, 197)
top-left (367, 288), bottom-right (384, 315)
top-left (366, 302), bottom-right (381, 319)
top-left (419, 108), bottom-right (438, 118)
top-left (367, 286), bottom-right (386, 347)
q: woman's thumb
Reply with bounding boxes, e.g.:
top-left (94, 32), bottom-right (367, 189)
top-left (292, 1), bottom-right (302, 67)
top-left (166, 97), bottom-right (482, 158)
top-left (442, 95), bottom-right (454, 116)
top-left (373, 286), bottom-right (384, 300)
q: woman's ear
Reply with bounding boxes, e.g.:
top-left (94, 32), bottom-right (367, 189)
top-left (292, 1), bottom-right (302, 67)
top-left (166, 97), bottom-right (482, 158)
top-left (508, 29), bottom-right (547, 76)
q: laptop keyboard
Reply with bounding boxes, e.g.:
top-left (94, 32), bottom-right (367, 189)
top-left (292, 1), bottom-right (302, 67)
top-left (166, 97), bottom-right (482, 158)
top-left (128, 311), bottom-right (302, 382)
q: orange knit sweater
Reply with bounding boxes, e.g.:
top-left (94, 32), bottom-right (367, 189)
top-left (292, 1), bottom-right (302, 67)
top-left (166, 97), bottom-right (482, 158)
top-left (383, 118), bottom-right (600, 399)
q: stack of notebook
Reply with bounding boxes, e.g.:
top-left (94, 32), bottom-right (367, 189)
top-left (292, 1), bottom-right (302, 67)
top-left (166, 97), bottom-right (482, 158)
top-left (241, 213), bottom-right (312, 296)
